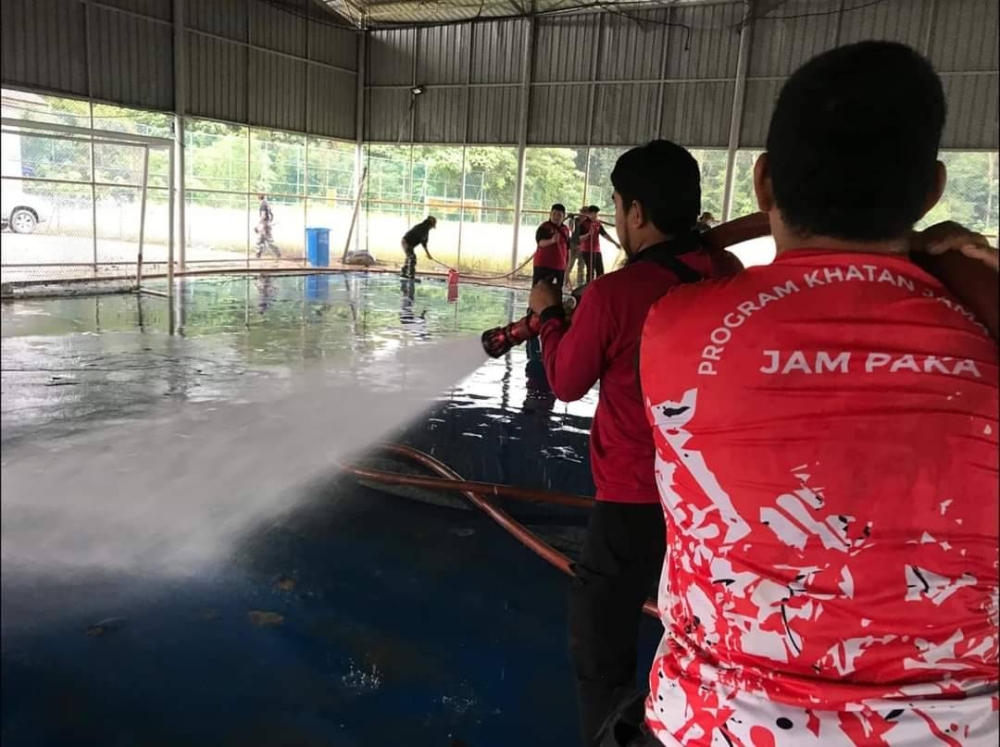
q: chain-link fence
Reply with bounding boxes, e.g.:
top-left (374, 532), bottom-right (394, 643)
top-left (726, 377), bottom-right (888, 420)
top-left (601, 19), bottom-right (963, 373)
top-left (180, 121), bottom-right (359, 269)
top-left (1, 120), bottom-right (173, 293)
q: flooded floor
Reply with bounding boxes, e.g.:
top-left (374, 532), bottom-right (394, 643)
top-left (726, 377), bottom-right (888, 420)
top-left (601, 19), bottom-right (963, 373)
top-left (1, 273), bottom-right (660, 746)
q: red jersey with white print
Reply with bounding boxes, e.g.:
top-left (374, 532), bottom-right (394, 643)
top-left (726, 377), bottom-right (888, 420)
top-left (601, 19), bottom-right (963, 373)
top-left (540, 245), bottom-right (721, 503)
top-left (639, 250), bottom-right (999, 747)
top-left (534, 220), bottom-right (570, 270)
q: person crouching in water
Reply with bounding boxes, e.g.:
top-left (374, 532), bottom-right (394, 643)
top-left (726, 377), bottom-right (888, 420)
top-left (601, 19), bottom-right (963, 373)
top-left (527, 141), bottom-right (742, 746)
top-left (401, 216), bottom-right (437, 280)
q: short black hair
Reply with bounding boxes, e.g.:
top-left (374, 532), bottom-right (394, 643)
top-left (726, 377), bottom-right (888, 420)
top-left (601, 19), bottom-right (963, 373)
top-left (587, 205), bottom-right (600, 214)
top-left (766, 41), bottom-right (945, 241)
top-left (611, 140), bottom-right (701, 235)
top-left (551, 203), bottom-right (566, 213)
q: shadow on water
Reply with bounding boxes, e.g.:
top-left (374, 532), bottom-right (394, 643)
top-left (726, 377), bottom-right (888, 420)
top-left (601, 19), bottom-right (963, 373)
top-left (1, 273), bottom-right (660, 747)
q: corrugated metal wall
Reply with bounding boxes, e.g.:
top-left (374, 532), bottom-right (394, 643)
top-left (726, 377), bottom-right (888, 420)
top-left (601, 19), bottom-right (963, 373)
top-left (1, 0), bottom-right (89, 97)
top-left (89, 3), bottom-right (175, 111)
top-left (186, 0), bottom-right (360, 140)
top-left (1, 0), bottom-right (360, 141)
top-left (742, 0), bottom-right (999, 150)
top-left (365, 0), bottom-right (999, 150)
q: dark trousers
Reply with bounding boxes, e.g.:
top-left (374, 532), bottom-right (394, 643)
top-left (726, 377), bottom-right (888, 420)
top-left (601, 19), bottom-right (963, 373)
top-left (569, 501), bottom-right (666, 747)
top-left (568, 247), bottom-right (582, 285)
top-left (527, 267), bottom-right (565, 360)
top-left (596, 690), bottom-right (662, 747)
top-left (401, 241), bottom-right (417, 279)
top-left (580, 252), bottom-right (605, 282)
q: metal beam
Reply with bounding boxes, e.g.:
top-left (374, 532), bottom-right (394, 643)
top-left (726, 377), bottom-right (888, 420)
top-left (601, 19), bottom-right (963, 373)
top-left (721, 0), bottom-right (754, 222)
top-left (0, 118), bottom-right (172, 146)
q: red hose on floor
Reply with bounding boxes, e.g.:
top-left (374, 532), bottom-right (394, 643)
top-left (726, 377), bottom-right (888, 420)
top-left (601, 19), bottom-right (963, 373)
top-left (344, 444), bottom-right (659, 618)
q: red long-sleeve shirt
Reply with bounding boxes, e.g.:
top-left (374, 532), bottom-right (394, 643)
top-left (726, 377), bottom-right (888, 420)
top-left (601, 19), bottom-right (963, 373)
top-left (539, 246), bottom-right (718, 503)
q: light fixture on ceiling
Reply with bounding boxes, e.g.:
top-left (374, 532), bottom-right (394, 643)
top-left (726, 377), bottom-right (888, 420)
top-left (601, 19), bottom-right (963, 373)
top-left (410, 84), bottom-right (426, 96)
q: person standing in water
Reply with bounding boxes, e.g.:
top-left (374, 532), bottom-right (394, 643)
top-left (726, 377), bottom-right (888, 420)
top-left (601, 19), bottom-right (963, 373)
top-left (401, 216), bottom-right (437, 280)
top-left (255, 194), bottom-right (280, 259)
top-left (534, 203), bottom-right (571, 290)
top-left (577, 206), bottom-right (621, 283)
top-left (529, 142), bottom-right (743, 746)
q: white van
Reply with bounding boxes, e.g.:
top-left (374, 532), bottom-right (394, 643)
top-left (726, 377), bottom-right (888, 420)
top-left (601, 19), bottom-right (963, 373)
top-left (1, 189), bottom-right (51, 233)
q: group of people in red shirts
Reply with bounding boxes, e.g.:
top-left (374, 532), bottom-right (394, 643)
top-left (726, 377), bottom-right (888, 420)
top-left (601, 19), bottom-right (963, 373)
top-left (525, 41), bottom-right (998, 747)
top-left (533, 205), bottom-right (621, 292)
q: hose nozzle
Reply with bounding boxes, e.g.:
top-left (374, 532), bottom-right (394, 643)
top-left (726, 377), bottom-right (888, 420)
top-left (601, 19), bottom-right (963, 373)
top-left (481, 314), bottom-right (542, 358)
top-left (480, 286), bottom-right (586, 359)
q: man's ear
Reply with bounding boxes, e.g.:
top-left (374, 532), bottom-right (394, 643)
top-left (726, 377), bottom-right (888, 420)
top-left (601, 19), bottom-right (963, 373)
top-left (919, 160), bottom-right (947, 219)
top-left (630, 200), bottom-right (646, 229)
top-left (753, 153), bottom-right (774, 213)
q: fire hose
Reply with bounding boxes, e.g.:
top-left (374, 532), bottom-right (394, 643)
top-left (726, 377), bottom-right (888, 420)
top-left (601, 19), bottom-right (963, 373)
top-left (347, 217), bottom-right (775, 615)
top-left (342, 443), bottom-right (660, 618)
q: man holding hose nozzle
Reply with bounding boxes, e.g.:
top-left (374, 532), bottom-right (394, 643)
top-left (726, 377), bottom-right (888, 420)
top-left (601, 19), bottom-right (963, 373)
top-left (534, 203), bottom-right (571, 289)
top-left (630, 42), bottom-right (998, 747)
top-left (400, 215), bottom-right (437, 280)
top-left (528, 141), bottom-right (743, 746)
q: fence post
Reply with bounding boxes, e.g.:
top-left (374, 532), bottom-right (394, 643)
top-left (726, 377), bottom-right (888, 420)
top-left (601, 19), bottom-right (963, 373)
top-left (136, 146), bottom-right (150, 291)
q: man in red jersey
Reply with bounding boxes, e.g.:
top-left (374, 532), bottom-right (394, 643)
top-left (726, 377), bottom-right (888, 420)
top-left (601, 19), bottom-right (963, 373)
top-left (529, 141), bottom-right (742, 746)
top-left (534, 203), bottom-right (571, 289)
top-left (637, 42), bottom-right (998, 747)
top-left (577, 206), bottom-right (621, 283)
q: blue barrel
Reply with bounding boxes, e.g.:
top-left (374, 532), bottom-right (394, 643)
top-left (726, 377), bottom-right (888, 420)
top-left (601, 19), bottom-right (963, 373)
top-left (305, 274), bottom-right (330, 302)
top-left (304, 227), bottom-right (330, 267)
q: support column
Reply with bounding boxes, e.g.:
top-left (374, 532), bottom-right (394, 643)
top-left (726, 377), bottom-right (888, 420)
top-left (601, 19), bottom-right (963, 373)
top-left (84, 1), bottom-right (98, 274)
top-left (167, 145), bottom-right (176, 333)
top-left (457, 24), bottom-right (475, 269)
top-left (721, 0), bottom-right (754, 222)
top-left (582, 13), bottom-right (603, 206)
top-left (355, 31), bottom-right (366, 254)
top-left (173, 0), bottom-right (187, 271)
top-left (136, 146), bottom-right (150, 288)
top-left (654, 6), bottom-right (673, 139)
top-left (245, 0), bottom-right (252, 266)
top-left (831, 0), bottom-right (847, 47)
top-left (511, 16), bottom-right (535, 273)
top-left (921, 0), bottom-right (939, 56)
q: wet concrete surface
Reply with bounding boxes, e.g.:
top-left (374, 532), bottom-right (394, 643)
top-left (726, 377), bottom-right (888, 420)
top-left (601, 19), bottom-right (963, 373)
top-left (1, 273), bottom-right (661, 747)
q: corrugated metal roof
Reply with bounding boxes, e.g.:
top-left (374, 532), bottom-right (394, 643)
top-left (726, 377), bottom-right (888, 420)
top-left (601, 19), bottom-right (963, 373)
top-left (323, 0), bottom-right (746, 29)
